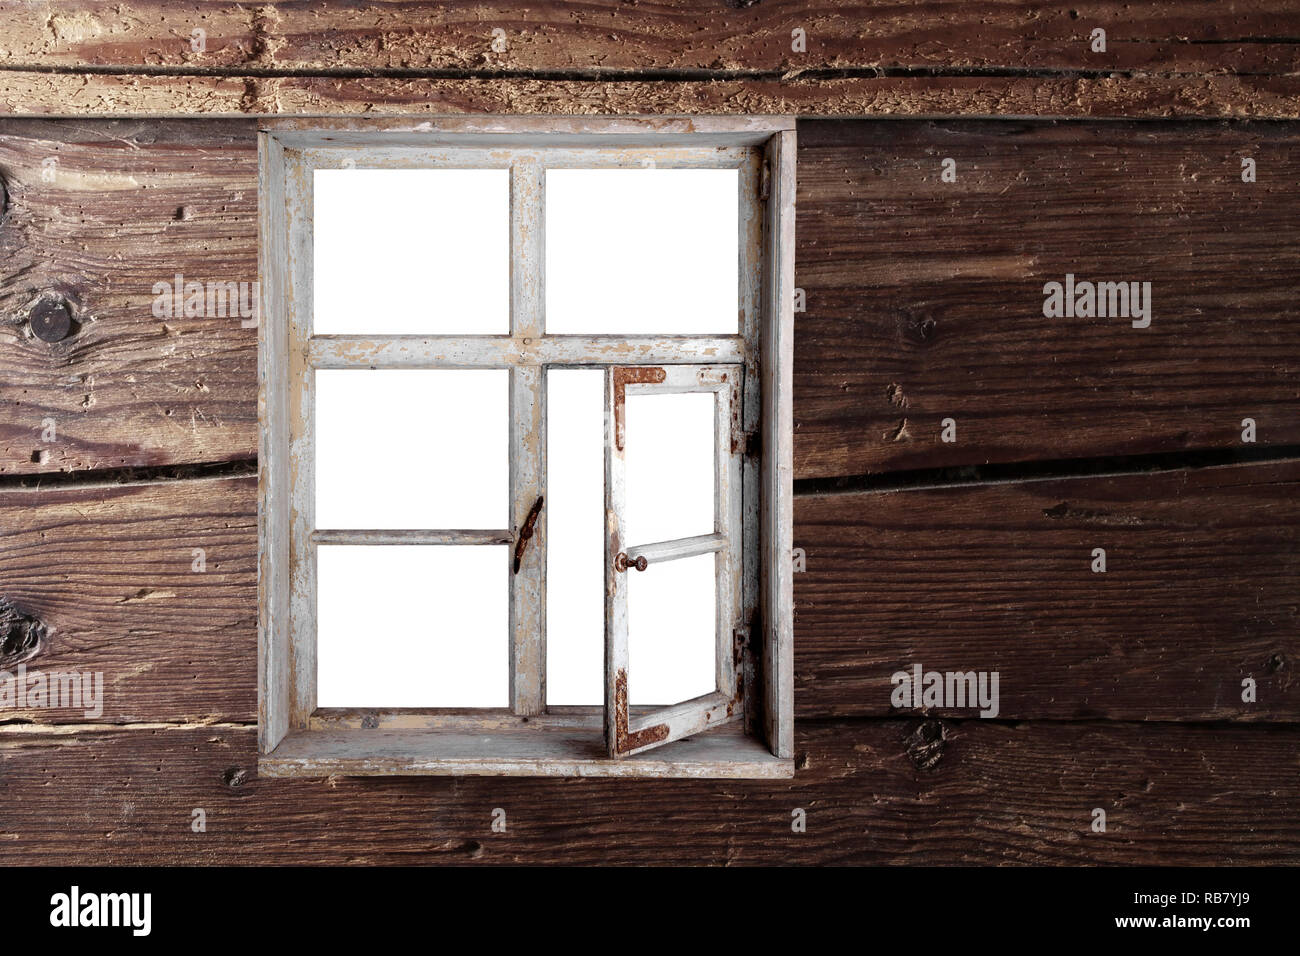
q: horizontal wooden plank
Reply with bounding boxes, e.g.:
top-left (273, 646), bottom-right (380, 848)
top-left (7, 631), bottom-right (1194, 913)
top-left (794, 460), bottom-right (1300, 721)
top-left (0, 475), bottom-right (255, 723)
top-left (0, 718), bottom-right (1296, 864)
top-left (0, 119), bottom-right (258, 474)
top-left (3, 71), bottom-right (1299, 119)
top-left (3, 2), bottom-right (1297, 75)
top-left (8, 462), bottom-right (1296, 725)
top-left (795, 120), bottom-right (1300, 478)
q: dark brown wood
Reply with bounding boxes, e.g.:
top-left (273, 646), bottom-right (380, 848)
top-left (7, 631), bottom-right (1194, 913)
top-left (6, 464), bottom-right (1295, 725)
top-left (0, 718), bottom-right (1296, 864)
top-left (0, 109), bottom-right (1295, 865)
top-left (0, 119), bottom-right (257, 475)
top-left (796, 120), bottom-right (1300, 479)
top-left (0, 475), bottom-right (255, 724)
top-left (6, 117), bottom-right (1296, 479)
top-left (4, 1), bottom-right (1297, 74)
top-left (3, 72), bottom-right (1300, 119)
top-left (794, 460), bottom-right (1300, 721)
top-left (5, 2), bottom-right (1299, 117)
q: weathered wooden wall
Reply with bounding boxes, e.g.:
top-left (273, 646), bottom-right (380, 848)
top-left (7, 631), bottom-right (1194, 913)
top-left (1, 1), bottom-right (1299, 117)
top-left (0, 1), bottom-right (1297, 864)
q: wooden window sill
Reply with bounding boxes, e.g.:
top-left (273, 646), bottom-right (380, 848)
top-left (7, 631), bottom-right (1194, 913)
top-left (259, 723), bottom-right (793, 779)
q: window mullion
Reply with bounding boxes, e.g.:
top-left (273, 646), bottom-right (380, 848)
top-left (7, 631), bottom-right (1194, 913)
top-left (509, 159), bottom-right (547, 715)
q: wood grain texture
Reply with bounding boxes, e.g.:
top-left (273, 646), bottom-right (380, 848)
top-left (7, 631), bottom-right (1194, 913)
top-left (0, 119), bottom-right (257, 474)
top-left (3, 71), bottom-right (1299, 119)
top-left (0, 111), bottom-right (1295, 864)
top-left (3, 117), bottom-right (1297, 480)
top-left (6, 464), bottom-right (1295, 725)
top-left (0, 475), bottom-right (255, 724)
top-left (0, 718), bottom-right (1295, 864)
top-left (795, 120), bottom-right (1300, 478)
top-left (4, 2), bottom-right (1298, 117)
top-left (794, 461), bottom-right (1300, 721)
top-left (3, 1), bottom-right (1297, 74)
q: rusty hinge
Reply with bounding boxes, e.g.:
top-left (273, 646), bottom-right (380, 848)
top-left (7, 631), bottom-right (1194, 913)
top-left (512, 496), bottom-right (544, 573)
top-left (759, 160), bottom-right (771, 201)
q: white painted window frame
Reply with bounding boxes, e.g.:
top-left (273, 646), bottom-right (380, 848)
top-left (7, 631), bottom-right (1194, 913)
top-left (258, 116), bottom-right (795, 778)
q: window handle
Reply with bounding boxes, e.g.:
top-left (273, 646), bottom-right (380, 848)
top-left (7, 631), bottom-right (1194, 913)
top-left (614, 552), bottom-right (648, 573)
top-left (512, 496), bottom-right (544, 574)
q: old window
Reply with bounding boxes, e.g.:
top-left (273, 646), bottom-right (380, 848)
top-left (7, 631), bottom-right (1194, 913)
top-left (258, 117), bottom-right (795, 777)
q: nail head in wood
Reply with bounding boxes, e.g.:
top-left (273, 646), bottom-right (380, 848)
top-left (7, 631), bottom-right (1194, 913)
top-left (29, 299), bottom-right (73, 343)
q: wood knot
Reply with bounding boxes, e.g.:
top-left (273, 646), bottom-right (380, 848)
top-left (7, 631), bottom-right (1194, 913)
top-left (900, 311), bottom-right (938, 344)
top-left (904, 719), bottom-right (948, 771)
top-left (883, 418), bottom-right (911, 443)
top-left (222, 767), bottom-right (249, 788)
top-left (0, 599), bottom-right (47, 669)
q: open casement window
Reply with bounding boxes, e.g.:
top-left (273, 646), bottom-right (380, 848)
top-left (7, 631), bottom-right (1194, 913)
top-left (605, 365), bottom-right (743, 757)
top-left (257, 116), bottom-right (795, 778)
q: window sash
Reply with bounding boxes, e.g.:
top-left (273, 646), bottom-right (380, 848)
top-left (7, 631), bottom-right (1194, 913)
top-left (603, 364), bottom-right (745, 757)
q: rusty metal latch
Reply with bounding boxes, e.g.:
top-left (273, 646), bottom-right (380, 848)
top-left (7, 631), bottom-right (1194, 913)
top-left (614, 552), bottom-right (648, 573)
top-left (512, 496), bottom-right (544, 574)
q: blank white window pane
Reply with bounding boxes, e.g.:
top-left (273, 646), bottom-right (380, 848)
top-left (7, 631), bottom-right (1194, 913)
top-left (315, 369), bottom-right (507, 529)
top-left (545, 370), bottom-right (605, 705)
top-left (314, 168), bottom-right (509, 334)
top-left (627, 553), bottom-right (716, 705)
top-left (317, 545), bottom-right (507, 706)
top-left (545, 169), bottom-right (738, 334)
top-left (624, 391), bottom-right (715, 546)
